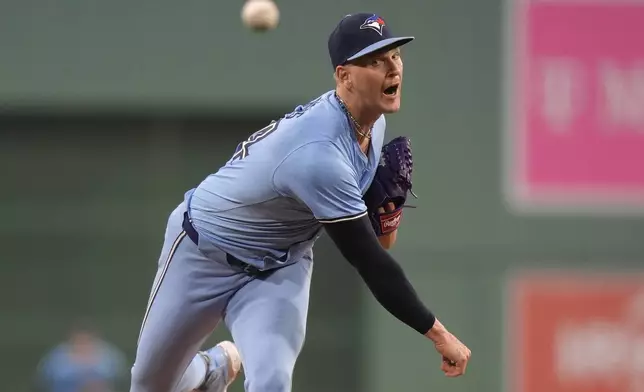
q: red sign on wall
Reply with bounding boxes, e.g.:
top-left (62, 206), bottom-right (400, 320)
top-left (507, 271), bottom-right (644, 392)
top-left (504, 0), bottom-right (644, 213)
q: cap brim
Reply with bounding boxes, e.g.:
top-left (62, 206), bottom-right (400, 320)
top-left (346, 36), bottom-right (415, 63)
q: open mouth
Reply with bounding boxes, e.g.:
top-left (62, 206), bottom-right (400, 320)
top-left (383, 84), bottom-right (399, 96)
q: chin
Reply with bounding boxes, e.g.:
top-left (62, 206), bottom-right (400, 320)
top-left (381, 102), bottom-right (401, 114)
top-left (380, 94), bottom-right (401, 113)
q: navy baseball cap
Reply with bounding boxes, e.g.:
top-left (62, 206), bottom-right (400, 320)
top-left (328, 13), bottom-right (414, 69)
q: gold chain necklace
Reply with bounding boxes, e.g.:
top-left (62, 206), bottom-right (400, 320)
top-left (335, 92), bottom-right (372, 140)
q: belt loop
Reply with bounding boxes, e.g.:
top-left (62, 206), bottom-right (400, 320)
top-left (182, 211), bottom-right (199, 246)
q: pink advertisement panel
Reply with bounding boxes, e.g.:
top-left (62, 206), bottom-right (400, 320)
top-left (506, 0), bottom-right (644, 212)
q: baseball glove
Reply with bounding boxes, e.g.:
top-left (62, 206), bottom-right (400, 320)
top-left (363, 136), bottom-right (417, 236)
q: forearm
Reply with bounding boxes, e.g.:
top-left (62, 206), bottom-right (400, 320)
top-left (355, 245), bottom-right (435, 333)
top-left (324, 216), bottom-right (435, 334)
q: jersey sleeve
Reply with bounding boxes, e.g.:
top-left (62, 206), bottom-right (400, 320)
top-left (273, 142), bottom-right (368, 223)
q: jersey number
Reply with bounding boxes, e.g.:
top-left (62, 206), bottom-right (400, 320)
top-left (231, 120), bottom-right (280, 162)
top-left (230, 96), bottom-right (323, 162)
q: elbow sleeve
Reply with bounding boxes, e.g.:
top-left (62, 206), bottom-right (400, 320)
top-left (322, 215), bottom-right (436, 334)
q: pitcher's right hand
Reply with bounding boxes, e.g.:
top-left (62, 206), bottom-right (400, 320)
top-left (425, 319), bottom-right (471, 377)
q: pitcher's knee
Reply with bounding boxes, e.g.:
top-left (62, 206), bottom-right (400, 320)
top-left (246, 369), bottom-right (292, 392)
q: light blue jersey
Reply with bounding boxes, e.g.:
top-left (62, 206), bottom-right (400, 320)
top-left (186, 90), bottom-right (386, 269)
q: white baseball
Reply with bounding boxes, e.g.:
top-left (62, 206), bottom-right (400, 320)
top-left (241, 0), bottom-right (280, 31)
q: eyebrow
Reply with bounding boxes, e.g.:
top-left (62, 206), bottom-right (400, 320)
top-left (376, 48), bottom-right (401, 59)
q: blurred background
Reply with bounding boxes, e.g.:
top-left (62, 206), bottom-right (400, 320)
top-left (2, 0), bottom-right (643, 391)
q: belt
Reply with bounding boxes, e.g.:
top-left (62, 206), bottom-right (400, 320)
top-left (182, 211), bottom-right (262, 276)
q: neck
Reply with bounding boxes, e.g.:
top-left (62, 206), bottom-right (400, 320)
top-left (335, 87), bottom-right (379, 131)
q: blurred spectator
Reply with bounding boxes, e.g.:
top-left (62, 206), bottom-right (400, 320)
top-left (35, 320), bottom-right (127, 392)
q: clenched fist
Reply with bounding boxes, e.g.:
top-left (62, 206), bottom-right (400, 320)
top-left (425, 319), bottom-right (471, 377)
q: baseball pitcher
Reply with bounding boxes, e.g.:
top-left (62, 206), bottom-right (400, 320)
top-left (130, 12), bottom-right (471, 392)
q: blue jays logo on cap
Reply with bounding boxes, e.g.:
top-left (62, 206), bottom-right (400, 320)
top-left (360, 14), bottom-right (386, 36)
